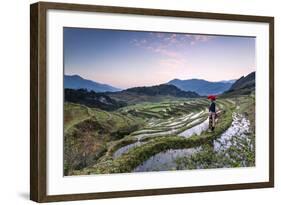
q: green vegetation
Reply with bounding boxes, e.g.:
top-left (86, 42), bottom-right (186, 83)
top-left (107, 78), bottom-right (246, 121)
top-left (108, 84), bottom-right (199, 104)
top-left (72, 102), bottom-right (234, 175)
top-left (64, 103), bottom-right (143, 175)
top-left (64, 103), bottom-right (93, 132)
top-left (175, 133), bottom-right (255, 169)
top-left (64, 94), bottom-right (255, 176)
top-left (175, 95), bottom-right (255, 170)
top-left (223, 72), bottom-right (255, 97)
top-left (65, 88), bottom-right (126, 111)
top-left (234, 95), bottom-right (255, 132)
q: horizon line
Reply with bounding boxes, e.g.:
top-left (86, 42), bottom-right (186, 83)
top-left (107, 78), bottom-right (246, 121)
top-left (64, 70), bottom-right (255, 89)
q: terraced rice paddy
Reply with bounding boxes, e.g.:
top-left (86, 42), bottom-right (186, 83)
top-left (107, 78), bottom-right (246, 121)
top-left (133, 112), bottom-right (252, 172)
top-left (64, 97), bottom-right (255, 176)
top-left (214, 112), bottom-right (251, 152)
top-left (134, 148), bottom-right (201, 172)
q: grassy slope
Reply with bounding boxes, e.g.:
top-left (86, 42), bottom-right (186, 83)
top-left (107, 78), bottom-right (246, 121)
top-left (64, 103), bottom-right (93, 132)
top-left (64, 103), bottom-right (144, 175)
top-left (73, 100), bottom-right (235, 175)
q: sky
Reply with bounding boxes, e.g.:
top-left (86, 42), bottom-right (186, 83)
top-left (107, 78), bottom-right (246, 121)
top-left (64, 27), bottom-right (256, 89)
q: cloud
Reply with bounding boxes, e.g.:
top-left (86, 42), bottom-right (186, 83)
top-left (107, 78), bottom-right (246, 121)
top-left (184, 34), bottom-right (214, 45)
top-left (131, 38), bottom-right (147, 47)
top-left (163, 33), bottom-right (178, 44)
top-left (131, 33), bottom-right (215, 69)
top-left (135, 32), bottom-right (214, 50)
top-left (132, 36), bottom-right (181, 59)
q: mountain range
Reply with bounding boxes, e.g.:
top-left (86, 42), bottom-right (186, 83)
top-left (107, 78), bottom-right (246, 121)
top-left (224, 71), bottom-right (255, 95)
top-left (64, 75), bottom-right (121, 92)
top-left (167, 78), bottom-right (234, 96)
top-left (65, 84), bottom-right (199, 109)
top-left (64, 72), bottom-right (255, 108)
top-left (64, 74), bottom-right (236, 96)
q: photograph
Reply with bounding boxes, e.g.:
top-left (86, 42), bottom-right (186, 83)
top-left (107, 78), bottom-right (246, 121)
top-left (63, 27), bottom-right (256, 176)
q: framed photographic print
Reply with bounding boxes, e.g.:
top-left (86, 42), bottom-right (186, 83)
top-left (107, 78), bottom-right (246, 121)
top-left (30, 1), bottom-right (274, 202)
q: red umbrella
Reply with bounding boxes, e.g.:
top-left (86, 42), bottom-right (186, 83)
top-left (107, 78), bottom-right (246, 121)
top-left (207, 95), bottom-right (216, 100)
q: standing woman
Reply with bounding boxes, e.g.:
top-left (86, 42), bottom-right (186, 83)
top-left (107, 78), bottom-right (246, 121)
top-left (208, 95), bottom-right (216, 131)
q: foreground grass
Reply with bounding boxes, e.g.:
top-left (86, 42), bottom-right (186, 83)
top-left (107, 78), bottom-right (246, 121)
top-left (64, 103), bottom-right (144, 175)
top-left (175, 133), bottom-right (255, 169)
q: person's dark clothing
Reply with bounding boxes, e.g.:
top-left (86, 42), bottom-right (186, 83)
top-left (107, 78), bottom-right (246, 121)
top-left (209, 102), bottom-right (216, 112)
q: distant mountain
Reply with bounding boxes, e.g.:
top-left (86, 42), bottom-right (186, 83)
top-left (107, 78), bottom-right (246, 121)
top-left (64, 88), bottom-right (126, 111)
top-left (125, 84), bottom-right (199, 97)
top-left (218, 79), bottom-right (237, 84)
top-left (64, 75), bottom-right (121, 92)
top-left (167, 79), bottom-right (233, 96)
top-left (107, 84), bottom-right (199, 104)
top-left (225, 71), bottom-right (255, 95)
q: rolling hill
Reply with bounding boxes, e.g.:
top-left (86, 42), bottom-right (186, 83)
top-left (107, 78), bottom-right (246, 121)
top-left (64, 88), bottom-right (126, 111)
top-left (107, 84), bottom-right (200, 104)
top-left (64, 75), bottom-right (121, 92)
top-left (224, 71), bottom-right (255, 95)
top-left (167, 78), bottom-right (234, 96)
